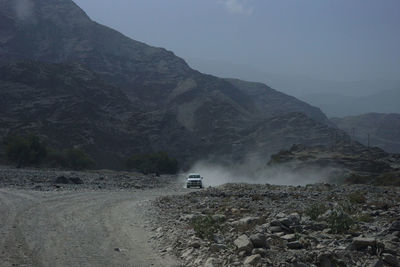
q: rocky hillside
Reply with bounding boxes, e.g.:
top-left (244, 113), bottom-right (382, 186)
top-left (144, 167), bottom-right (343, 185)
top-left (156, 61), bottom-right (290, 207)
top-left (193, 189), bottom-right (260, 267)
top-left (332, 113), bottom-right (400, 154)
top-left (0, 0), bottom-right (347, 169)
top-left (225, 79), bottom-right (329, 124)
top-left (267, 143), bottom-right (400, 186)
top-left (0, 61), bottom-right (144, 167)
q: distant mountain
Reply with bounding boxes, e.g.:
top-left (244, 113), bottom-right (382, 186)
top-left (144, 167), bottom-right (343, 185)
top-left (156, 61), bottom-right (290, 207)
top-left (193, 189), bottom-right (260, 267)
top-left (302, 89), bottom-right (400, 117)
top-left (186, 58), bottom-right (400, 99)
top-left (331, 113), bottom-right (400, 153)
top-left (0, 0), bottom-right (347, 169)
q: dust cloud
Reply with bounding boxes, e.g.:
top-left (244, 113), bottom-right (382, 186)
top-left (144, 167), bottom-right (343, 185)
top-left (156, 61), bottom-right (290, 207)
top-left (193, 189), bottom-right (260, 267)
top-left (183, 160), bottom-right (335, 187)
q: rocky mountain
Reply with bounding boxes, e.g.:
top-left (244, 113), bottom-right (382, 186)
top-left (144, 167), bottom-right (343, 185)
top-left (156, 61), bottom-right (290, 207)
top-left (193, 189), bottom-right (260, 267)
top-left (0, 0), bottom-right (346, 169)
top-left (332, 113), bottom-right (400, 154)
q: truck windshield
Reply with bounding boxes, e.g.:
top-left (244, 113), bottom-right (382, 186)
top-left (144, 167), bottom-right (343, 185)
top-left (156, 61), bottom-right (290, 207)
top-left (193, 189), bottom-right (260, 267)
top-left (189, 175), bottom-right (200, 178)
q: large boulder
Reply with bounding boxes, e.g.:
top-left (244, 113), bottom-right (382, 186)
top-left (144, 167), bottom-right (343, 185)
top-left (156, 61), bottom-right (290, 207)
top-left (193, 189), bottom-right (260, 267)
top-left (249, 233), bottom-right (267, 248)
top-left (234, 234), bottom-right (253, 254)
top-left (232, 217), bottom-right (265, 232)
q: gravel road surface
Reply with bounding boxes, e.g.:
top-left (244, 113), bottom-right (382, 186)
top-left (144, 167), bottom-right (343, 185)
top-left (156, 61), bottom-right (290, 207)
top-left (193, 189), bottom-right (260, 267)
top-left (0, 185), bottom-right (185, 267)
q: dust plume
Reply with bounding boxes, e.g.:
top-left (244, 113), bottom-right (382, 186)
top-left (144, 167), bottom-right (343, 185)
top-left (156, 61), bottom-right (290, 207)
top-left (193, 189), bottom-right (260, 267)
top-left (184, 159), bottom-right (336, 187)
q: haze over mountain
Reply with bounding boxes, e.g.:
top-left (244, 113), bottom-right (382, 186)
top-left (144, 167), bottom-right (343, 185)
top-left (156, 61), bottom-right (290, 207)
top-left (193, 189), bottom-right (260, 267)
top-left (187, 58), bottom-right (400, 117)
top-left (0, 0), bottom-right (359, 169)
top-left (304, 89), bottom-right (400, 117)
top-left (332, 113), bottom-right (400, 154)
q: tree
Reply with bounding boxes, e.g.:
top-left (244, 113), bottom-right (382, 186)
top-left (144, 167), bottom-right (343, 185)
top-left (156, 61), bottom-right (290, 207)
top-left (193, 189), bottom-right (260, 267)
top-left (4, 134), bottom-right (47, 167)
top-left (64, 148), bottom-right (95, 170)
top-left (126, 151), bottom-right (178, 174)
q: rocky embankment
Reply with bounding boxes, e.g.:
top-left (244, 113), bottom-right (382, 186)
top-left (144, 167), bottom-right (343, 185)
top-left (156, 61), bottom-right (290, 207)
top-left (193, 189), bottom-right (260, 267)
top-left (153, 183), bottom-right (400, 266)
top-left (0, 165), bottom-right (176, 191)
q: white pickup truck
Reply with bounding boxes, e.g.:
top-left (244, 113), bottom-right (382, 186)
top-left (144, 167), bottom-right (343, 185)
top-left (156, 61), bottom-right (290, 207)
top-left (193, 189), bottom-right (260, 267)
top-left (186, 173), bottom-right (203, 188)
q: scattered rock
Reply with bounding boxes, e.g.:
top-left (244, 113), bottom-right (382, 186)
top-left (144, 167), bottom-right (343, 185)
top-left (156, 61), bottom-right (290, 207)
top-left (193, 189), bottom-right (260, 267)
top-left (151, 182), bottom-right (400, 267)
top-left (212, 214), bottom-right (226, 221)
top-left (244, 254), bottom-right (261, 266)
top-left (189, 241), bottom-right (201, 249)
top-left (251, 248), bottom-right (267, 257)
top-left (348, 237), bottom-right (377, 251)
top-left (181, 248), bottom-right (194, 260)
top-left (234, 234), bottom-right (253, 254)
top-left (250, 233), bottom-right (267, 248)
top-left (287, 241), bottom-right (302, 249)
top-left (370, 259), bottom-right (384, 267)
top-left (281, 234), bottom-right (297, 242)
top-left (204, 257), bottom-right (218, 267)
top-left (270, 226), bottom-right (282, 233)
top-left (54, 176), bottom-right (70, 184)
top-left (389, 221), bottom-right (400, 233)
top-left (69, 177), bottom-right (84, 184)
top-left (209, 243), bottom-right (227, 252)
top-left (382, 253), bottom-right (399, 267)
top-left (232, 217), bottom-right (264, 232)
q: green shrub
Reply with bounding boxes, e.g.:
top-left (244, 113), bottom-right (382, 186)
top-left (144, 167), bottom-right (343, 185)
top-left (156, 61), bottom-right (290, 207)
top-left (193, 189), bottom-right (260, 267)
top-left (47, 148), bottom-right (95, 170)
top-left (344, 174), bottom-right (372, 185)
top-left (190, 215), bottom-right (225, 240)
top-left (4, 134), bottom-right (47, 167)
top-left (338, 200), bottom-right (357, 215)
top-left (126, 151), bottom-right (178, 174)
top-left (46, 148), bottom-right (68, 167)
top-left (305, 203), bottom-right (327, 220)
top-left (64, 148), bottom-right (95, 170)
top-left (3, 134), bottom-right (95, 170)
top-left (374, 173), bottom-right (400, 187)
top-left (367, 200), bottom-right (394, 211)
top-left (355, 213), bottom-right (373, 223)
top-left (327, 206), bottom-right (354, 234)
top-left (347, 192), bottom-right (366, 204)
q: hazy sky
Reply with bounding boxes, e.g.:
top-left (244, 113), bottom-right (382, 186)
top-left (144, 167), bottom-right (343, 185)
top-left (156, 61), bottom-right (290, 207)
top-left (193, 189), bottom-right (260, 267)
top-left (73, 0), bottom-right (400, 82)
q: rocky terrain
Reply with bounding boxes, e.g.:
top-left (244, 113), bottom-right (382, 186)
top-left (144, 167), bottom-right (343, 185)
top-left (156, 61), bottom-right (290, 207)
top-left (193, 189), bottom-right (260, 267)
top-left (1, 164), bottom-right (399, 266)
top-left (332, 113), bottom-right (400, 154)
top-left (0, 164), bottom-right (177, 191)
top-left (153, 183), bottom-right (400, 266)
top-left (0, 0), bottom-right (347, 169)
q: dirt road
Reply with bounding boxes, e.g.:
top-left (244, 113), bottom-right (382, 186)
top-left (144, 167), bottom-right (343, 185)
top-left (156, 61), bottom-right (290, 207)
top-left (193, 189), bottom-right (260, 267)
top-left (0, 186), bottom-right (184, 267)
